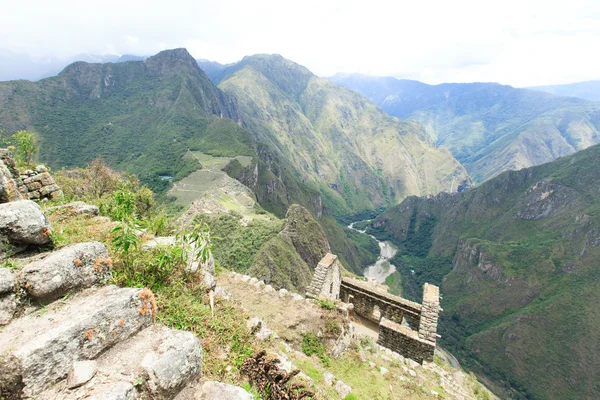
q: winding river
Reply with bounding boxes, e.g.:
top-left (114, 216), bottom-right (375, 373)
top-left (348, 222), bottom-right (398, 283)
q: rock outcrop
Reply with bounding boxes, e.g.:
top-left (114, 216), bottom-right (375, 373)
top-left (20, 242), bottom-right (111, 301)
top-left (0, 149), bottom-right (26, 203)
top-left (0, 200), bottom-right (52, 254)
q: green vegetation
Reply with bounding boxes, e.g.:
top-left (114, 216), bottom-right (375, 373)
top-left (333, 74), bottom-right (600, 183)
top-left (217, 54), bottom-right (468, 219)
top-left (318, 299), bottom-right (337, 310)
top-left (193, 213), bottom-right (283, 273)
top-left (372, 144), bottom-right (600, 399)
top-left (301, 333), bottom-right (329, 366)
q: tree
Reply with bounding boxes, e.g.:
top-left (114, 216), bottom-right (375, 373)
top-left (13, 130), bottom-right (37, 167)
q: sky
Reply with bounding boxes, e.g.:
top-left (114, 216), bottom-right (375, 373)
top-left (1, 0), bottom-right (600, 86)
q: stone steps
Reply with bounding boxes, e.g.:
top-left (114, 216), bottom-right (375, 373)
top-left (0, 285), bottom-right (154, 397)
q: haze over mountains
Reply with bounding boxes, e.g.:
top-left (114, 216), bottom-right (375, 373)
top-left (331, 74), bottom-right (600, 183)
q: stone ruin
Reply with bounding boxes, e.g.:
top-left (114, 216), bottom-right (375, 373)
top-left (306, 253), bottom-right (342, 300)
top-left (306, 254), bottom-right (442, 364)
top-left (0, 149), bottom-right (62, 203)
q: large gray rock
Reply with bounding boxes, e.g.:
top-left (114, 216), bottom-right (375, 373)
top-left (141, 236), bottom-right (176, 251)
top-left (66, 360), bottom-right (97, 389)
top-left (0, 268), bottom-right (14, 293)
top-left (40, 326), bottom-right (203, 400)
top-left (20, 242), bottom-right (111, 301)
top-left (140, 327), bottom-right (203, 397)
top-left (0, 285), bottom-right (154, 397)
top-left (0, 293), bottom-right (16, 325)
top-left (47, 201), bottom-right (99, 217)
top-left (335, 380), bottom-right (352, 398)
top-left (198, 381), bottom-right (254, 400)
top-left (0, 200), bottom-right (51, 248)
top-left (87, 382), bottom-right (135, 400)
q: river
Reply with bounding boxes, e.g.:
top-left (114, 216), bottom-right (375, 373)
top-left (348, 221), bottom-right (398, 283)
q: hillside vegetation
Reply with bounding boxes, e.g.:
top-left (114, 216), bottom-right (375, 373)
top-left (211, 55), bottom-right (470, 219)
top-left (368, 144), bottom-right (600, 399)
top-left (332, 74), bottom-right (600, 183)
top-left (0, 49), bottom-right (385, 273)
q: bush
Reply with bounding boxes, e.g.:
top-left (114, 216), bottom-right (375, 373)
top-left (301, 333), bottom-right (329, 366)
top-left (318, 299), bottom-right (337, 310)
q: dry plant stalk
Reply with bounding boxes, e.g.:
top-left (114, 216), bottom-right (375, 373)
top-left (241, 351), bottom-right (315, 400)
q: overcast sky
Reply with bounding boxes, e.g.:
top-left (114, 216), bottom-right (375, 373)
top-left (2, 0), bottom-right (599, 86)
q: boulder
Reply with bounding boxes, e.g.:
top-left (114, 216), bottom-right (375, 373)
top-left (87, 382), bottom-right (135, 400)
top-left (47, 201), bottom-right (99, 217)
top-left (140, 327), bottom-right (203, 397)
top-left (66, 360), bottom-right (97, 389)
top-left (0, 268), bottom-right (14, 293)
top-left (0, 200), bottom-right (52, 248)
top-left (323, 371), bottom-right (336, 386)
top-left (20, 242), bottom-right (111, 301)
top-left (335, 380), bottom-right (352, 398)
top-left (141, 236), bottom-right (176, 251)
top-left (0, 294), bottom-right (16, 325)
top-left (198, 381), bottom-right (253, 400)
top-left (0, 286), bottom-right (154, 397)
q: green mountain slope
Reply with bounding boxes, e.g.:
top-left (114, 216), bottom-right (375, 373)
top-left (332, 74), bottom-right (600, 183)
top-left (0, 48), bottom-right (243, 191)
top-left (530, 80), bottom-right (600, 102)
top-left (369, 144), bottom-right (600, 399)
top-left (0, 49), bottom-right (382, 272)
top-left (213, 55), bottom-right (470, 219)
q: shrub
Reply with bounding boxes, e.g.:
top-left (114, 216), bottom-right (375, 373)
top-left (318, 299), bottom-right (337, 310)
top-left (301, 333), bottom-right (329, 366)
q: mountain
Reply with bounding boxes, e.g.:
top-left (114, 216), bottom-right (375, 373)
top-left (331, 74), bottom-right (600, 183)
top-left (211, 55), bottom-right (469, 219)
top-left (367, 144), bottom-right (600, 399)
top-left (0, 49), bottom-right (461, 274)
top-left (0, 48), bottom-right (241, 192)
top-left (530, 80), bottom-right (600, 102)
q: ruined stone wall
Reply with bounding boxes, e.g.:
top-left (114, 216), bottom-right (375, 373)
top-left (20, 166), bottom-right (62, 201)
top-left (306, 253), bottom-right (342, 300)
top-left (418, 283), bottom-right (441, 344)
top-left (377, 317), bottom-right (435, 364)
top-left (340, 278), bottom-right (421, 329)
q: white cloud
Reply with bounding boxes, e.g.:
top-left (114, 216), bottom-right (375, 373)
top-left (1, 0), bottom-right (599, 85)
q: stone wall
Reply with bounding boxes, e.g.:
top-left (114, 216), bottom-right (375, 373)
top-left (377, 317), bottom-right (435, 364)
top-left (418, 283), bottom-right (441, 343)
top-left (20, 166), bottom-right (63, 201)
top-left (340, 278), bottom-right (422, 329)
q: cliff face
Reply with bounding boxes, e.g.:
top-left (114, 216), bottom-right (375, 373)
top-left (370, 144), bottom-right (600, 400)
top-left (216, 54), bottom-right (470, 218)
top-left (250, 204), bottom-right (331, 292)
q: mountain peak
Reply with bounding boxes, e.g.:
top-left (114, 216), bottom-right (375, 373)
top-left (144, 48), bottom-right (200, 75)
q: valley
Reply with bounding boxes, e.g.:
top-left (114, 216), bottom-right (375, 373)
top-left (0, 46), bottom-right (598, 400)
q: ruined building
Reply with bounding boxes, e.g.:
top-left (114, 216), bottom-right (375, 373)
top-left (307, 253), bottom-right (442, 364)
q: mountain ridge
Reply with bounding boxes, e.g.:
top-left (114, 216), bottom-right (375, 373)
top-left (331, 73), bottom-right (600, 183)
top-left (368, 143), bottom-right (600, 399)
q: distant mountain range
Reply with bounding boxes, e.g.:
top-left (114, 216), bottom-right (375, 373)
top-left (0, 49), bottom-right (145, 81)
top-left (331, 74), bottom-right (600, 183)
top-left (530, 80), bottom-right (600, 102)
top-left (369, 143), bottom-right (600, 400)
